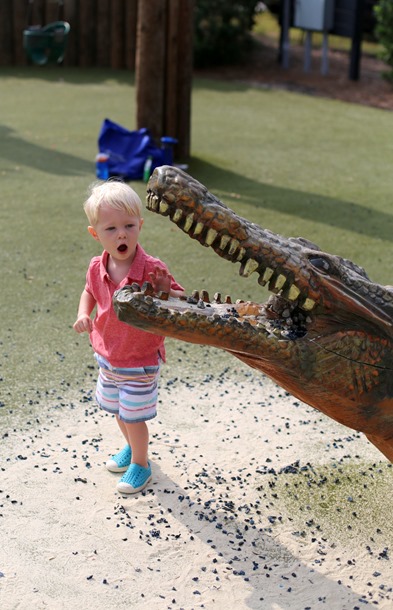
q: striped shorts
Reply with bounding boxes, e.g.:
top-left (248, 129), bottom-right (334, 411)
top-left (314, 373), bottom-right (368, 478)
top-left (94, 354), bottom-right (160, 423)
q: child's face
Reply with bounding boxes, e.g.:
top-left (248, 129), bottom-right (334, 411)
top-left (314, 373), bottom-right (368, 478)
top-left (88, 204), bottom-right (143, 263)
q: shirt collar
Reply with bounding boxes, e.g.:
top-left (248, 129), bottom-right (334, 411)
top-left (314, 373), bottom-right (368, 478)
top-left (99, 244), bottom-right (146, 284)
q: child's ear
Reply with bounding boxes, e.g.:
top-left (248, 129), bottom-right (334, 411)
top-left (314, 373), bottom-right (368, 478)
top-left (88, 226), bottom-right (99, 241)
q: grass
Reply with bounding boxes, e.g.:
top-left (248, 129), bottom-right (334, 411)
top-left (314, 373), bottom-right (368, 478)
top-left (257, 461), bottom-right (393, 549)
top-left (1, 66), bottom-right (393, 422)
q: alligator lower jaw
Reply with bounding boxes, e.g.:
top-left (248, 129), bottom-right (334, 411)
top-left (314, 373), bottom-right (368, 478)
top-left (114, 283), bottom-right (310, 342)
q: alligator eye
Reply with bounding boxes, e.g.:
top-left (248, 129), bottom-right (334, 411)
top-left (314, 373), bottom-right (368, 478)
top-left (309, 257), bottom-right (330, 273)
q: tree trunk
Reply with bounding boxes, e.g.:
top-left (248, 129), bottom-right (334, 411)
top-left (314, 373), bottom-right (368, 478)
top-left (136, 0), bottom-right (193, 158)
top-left (136, 0), bottom-right (166, 140)
top-left (172, 0), bottom-right (193, 159)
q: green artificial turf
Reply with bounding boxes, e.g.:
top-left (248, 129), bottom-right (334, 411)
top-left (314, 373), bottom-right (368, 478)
top-left (0, 67), bottom-right (392, 421)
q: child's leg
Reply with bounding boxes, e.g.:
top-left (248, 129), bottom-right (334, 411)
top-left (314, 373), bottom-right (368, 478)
top-left (119, 419), bottom-right (149, 469)
top-left (116, 420), bottom-right (152, 494)
top-left (116, 416), bottom-right (149, 467)
top-left (116, 414), bottom-right (130, 444)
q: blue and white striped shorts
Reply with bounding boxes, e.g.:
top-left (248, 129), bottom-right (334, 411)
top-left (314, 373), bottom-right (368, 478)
top-left (94, 354), bottom-right (160, 423)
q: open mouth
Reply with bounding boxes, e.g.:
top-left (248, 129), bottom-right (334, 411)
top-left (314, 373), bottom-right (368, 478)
top-left (117, 244), bottom-right (128, 253)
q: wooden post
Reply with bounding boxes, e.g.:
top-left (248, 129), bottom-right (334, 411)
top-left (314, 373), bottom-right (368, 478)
top-left (0, 0), bottom-right (14, 66)
top-left (13, 0), bottom-right (29, 66)
top-left (125, 0), bottom-right (138, 70)
top-left (63, 0), bottom-right (78, 66)
top-left (135, 0), bottom-right (166, 140)
top-left (96, 0), bottom-right (111, 67)
top-left (31, 0), bottom-right (45, 26)
top-left (78, 0), bottom-right (96, 67)
top-left (174, 0), bottom-right (193, 159)
top-left (165, 0), bottom-right (180, 139)
top-left (45, 0), bottom-right (62, 23)
top-left (110, 0), bottom-right (125, 69)
top-left (136, 0), bottom-right (193, 158)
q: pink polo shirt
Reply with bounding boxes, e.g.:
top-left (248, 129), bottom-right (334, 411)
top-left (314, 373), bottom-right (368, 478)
top-left (85, 244), bottom-right (183, 367)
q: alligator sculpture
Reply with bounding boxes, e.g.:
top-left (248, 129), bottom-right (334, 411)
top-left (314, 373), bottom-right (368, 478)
top-left (114, 165), bottom-right (393, 462)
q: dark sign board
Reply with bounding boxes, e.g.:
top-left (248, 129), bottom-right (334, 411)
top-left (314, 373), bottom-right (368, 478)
top-left (279, 0), bottom-right (375, 80)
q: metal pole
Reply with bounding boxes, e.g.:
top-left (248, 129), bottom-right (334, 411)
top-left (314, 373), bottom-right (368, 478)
top-left (349, 0), bottom-right (365, 81)
top-left (321, 31), bottom-right (329, 75)
top-left (304, 30), bottom-right (312, 72)
top-left (281, 0), bottom-right (290, 69)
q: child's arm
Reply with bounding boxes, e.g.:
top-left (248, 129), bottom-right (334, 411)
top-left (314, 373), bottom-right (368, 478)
top-left (73, 289), bottom-right (96, 333)
top-left (148, 266), bottom-right (185, 298)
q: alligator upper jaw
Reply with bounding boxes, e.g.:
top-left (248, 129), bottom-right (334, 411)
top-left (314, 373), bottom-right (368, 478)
top-left (146, 166), bottom-right (318, 314)
top-left (146, 166), bottom-right (393, 334)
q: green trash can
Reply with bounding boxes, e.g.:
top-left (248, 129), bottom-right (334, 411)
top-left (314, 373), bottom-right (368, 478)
top-left (23, 21), bottom-right (70, 66)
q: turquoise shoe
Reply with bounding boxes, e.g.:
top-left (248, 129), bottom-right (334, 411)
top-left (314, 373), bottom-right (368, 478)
top-left (117, 462), bottom-right (152, 494)
top-left (106, 445), bottom-right (132, 473)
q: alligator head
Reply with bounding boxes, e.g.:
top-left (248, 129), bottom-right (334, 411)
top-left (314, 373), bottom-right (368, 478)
top-left (114, 166), bottom-right (393, 462)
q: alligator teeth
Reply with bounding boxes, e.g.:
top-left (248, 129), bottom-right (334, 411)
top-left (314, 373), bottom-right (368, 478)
top-left (156, 290), bottom-right (169, 301)
top-left (219, 235), bottom-right (231, 250)
top-left (275, 274), bottom-right (286, 290)
top-left (228, 239), bottom-right (239, 255)
top-left (205, 228), bottom-right (218, 246)
top-left (172, 209), bottom-right (183, 223)
top-left (236, 247), bottom-right (246, 262)
top-left (287, 284), bottom-right (301, 301)
top-left (159, 201), bottom-right (169, 214)
top-left (301, 297), bottom-right (316, 311)
top-left (261, 267), bottom-right (274, 284)
top-left (242, 258), bottom-right (259, 277)
top-left (193, 222), bottom-right (204, 235)
top-left (183, 213), bottom-right (194, 233)
top-left (148, 195), bottom-right (159, 211)
top-left (141, 281), bottom-right (155, 296)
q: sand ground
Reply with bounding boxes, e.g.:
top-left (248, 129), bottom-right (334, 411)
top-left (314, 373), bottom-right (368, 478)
top-left (1, 362), bottom-right (392, 610)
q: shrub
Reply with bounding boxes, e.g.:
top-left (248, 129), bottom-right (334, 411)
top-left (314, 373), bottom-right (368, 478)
top-left (193, 0), bottom-right (262, 67)
top-left (374, 0), bottom-right (393, 82)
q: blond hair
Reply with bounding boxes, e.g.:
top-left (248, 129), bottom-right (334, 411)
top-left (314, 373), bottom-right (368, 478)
top-left (84, 180), bottom-right (142, 226)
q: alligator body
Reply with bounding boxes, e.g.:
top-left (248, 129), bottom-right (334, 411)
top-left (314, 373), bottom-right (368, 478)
top-left (114, 166), bottom-right (393, 462)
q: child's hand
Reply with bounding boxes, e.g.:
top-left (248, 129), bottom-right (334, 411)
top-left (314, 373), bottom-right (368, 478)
top-left (73, 314), bottom-right (93, 334)
top-left (148, 266), bottom-right (172, 294)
